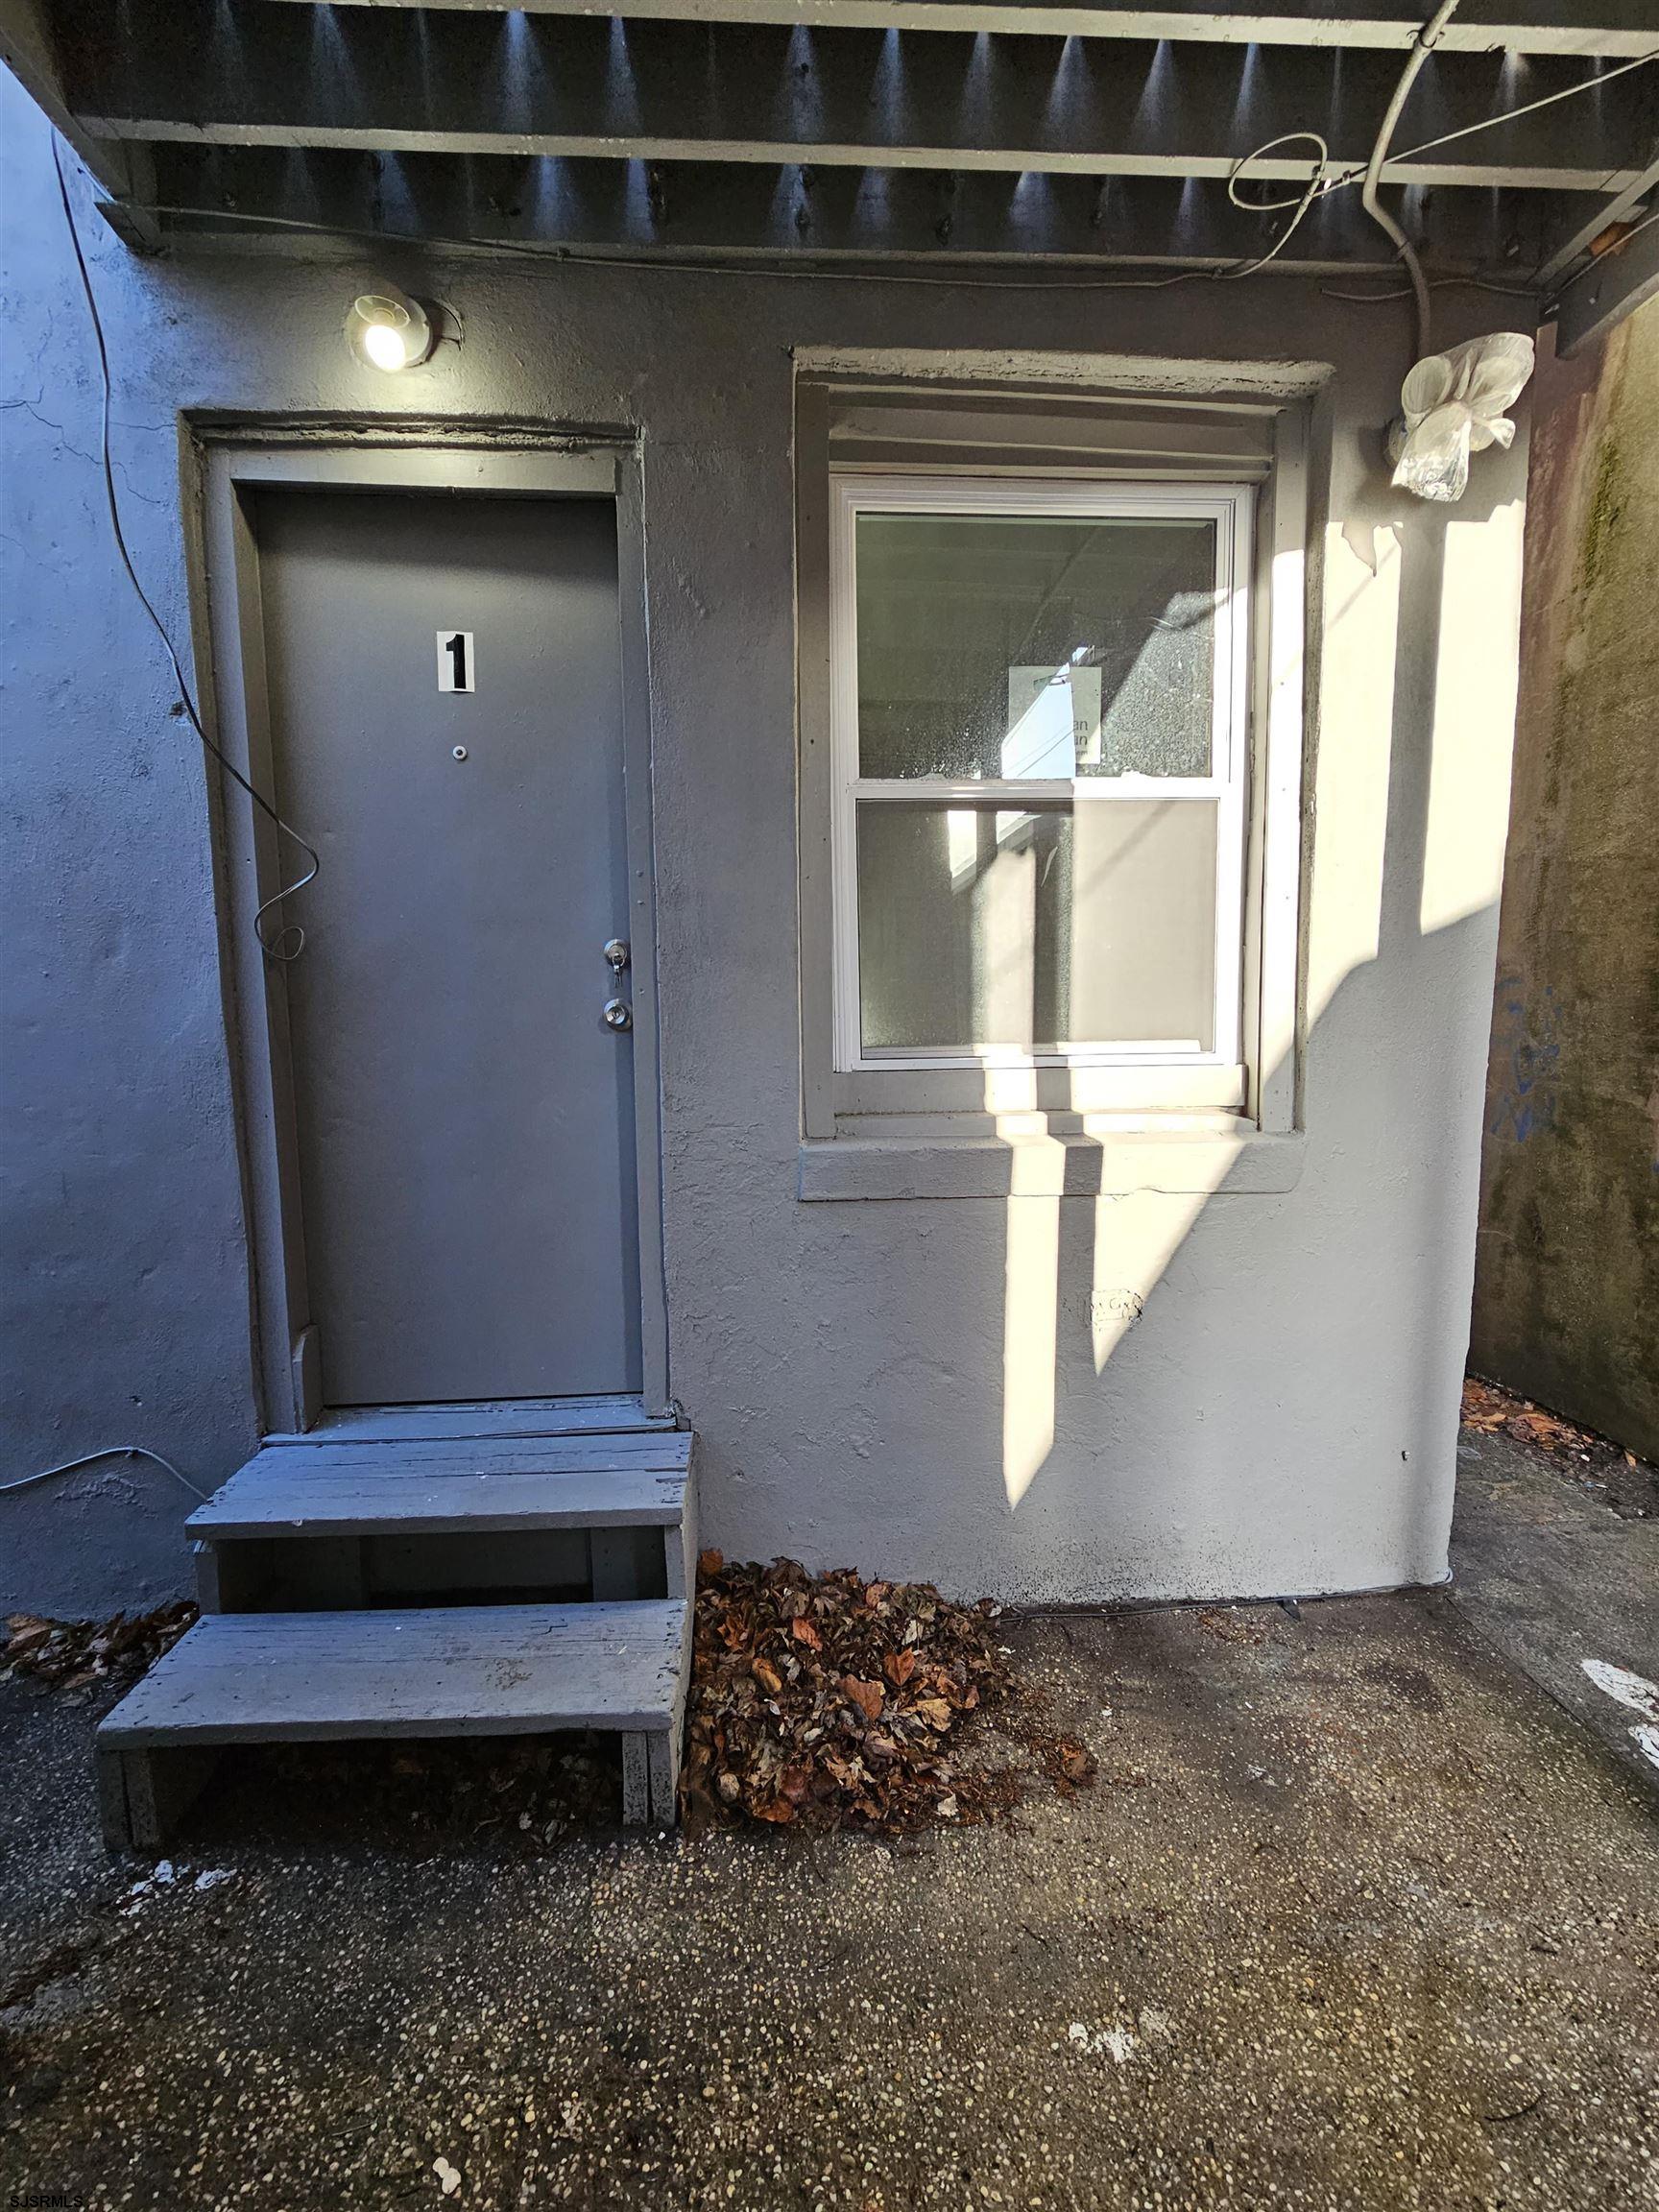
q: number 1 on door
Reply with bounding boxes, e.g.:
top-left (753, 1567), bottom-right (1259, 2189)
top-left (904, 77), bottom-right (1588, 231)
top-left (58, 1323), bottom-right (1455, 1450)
top-left (437, 630), bottom-right (475, 693)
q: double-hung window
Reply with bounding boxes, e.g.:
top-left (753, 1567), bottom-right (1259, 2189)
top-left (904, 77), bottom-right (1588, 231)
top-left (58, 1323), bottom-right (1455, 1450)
top-left (828, 473), bottom-right (1254, 1116)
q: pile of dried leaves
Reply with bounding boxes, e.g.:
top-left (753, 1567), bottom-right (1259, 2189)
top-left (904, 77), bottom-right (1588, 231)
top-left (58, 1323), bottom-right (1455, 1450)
top-left (1462, 1376), bottom-right (1598, 1455)
top-left (2, 1600), bottom-right (198, 1689)
top-left (682, 1553), bottom-right (1095, 1834)
top-left (1462, 1375), bottom-right (1655, 1520)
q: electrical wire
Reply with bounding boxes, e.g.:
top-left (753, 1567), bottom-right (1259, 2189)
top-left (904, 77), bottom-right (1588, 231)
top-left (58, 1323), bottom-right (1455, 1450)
top-left (0, 1447), bottom-right (209, 1502)
top-left (1328, 35), bottom-right (1659, 343)
top-left (1238, 53), bottom-right (1659, 205)
top-left (1319, 276), bottom-right (1535, 302)
top-left (52, 134), bottom-right (319, 961)
top-left (1361, 0), bottom-right (1464, 358)
top-left (1235, 49), bottom-right (1659, 211)
top-left (108, 194), bottom-right (1552, 301)
top-left (1220, 131), bottom-right (1331, 279)
top-left (116, 201), bottom-right (1222, 288)
top-left (1384, 45), bottom-right (1659, 172)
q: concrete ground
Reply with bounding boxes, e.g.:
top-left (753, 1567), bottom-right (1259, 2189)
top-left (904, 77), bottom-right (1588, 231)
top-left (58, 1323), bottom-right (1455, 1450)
top-left (3, 1479), bottom-right (1657, 2211)
top-left (1451, 1423), bottom-right (1658, 1797)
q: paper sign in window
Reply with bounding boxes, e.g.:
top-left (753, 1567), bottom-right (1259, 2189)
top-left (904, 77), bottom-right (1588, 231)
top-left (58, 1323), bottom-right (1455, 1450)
top-left (1003, 665), bottom-right (1103, 777)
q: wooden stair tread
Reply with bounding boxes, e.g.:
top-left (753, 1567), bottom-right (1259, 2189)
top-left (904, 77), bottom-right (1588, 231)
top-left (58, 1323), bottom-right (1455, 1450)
top-left (271, 1396), bottom-right (679, 1444)
top-left (246, 1432), bottom-right (690, 1472)
top-left (188, 1437), bottom-right (689, 1539)
top-left (96, 1600), bottom-right (687, 1747)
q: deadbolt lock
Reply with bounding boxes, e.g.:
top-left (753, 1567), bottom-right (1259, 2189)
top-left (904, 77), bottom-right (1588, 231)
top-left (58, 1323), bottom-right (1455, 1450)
top-left (602, 998), bottom-right (633, 1033)
top-left (603, 938), bottom-right (631, 973)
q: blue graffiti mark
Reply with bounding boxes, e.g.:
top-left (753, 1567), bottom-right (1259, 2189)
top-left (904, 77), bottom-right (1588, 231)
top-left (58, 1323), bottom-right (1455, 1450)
top-left (1488, 973), bottom-right (1561, 1143)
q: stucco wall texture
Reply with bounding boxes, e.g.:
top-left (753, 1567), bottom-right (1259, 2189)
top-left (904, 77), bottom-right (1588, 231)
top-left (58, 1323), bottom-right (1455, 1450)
top-left (1471, 304), bottom-right (1659, 1464)
top-left (1, 73), bottom-right (1530, 1614)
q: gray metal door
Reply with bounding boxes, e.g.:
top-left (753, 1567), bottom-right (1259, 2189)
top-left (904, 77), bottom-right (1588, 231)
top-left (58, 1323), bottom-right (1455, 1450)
top-left (255, 489), bottom-right (641, 1405)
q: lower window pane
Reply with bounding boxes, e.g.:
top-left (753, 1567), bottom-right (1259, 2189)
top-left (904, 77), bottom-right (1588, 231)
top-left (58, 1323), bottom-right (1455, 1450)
top-left (856, 801), bottom-right (1218, 1056)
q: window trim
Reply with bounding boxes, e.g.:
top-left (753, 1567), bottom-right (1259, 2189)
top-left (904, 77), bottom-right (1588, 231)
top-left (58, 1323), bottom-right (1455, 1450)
top-left (795, 368), bottom-right (1317, 1162)
top-left (828, 472), bottom-right (1255, 1094)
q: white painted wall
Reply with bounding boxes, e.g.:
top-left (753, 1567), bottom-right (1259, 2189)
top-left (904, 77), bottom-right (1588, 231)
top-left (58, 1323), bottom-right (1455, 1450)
top-left (0, 73), bottom-right (1527, 1609)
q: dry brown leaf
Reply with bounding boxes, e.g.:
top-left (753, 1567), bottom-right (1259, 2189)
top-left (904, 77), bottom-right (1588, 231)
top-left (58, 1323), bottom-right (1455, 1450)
top-left (1461, 1376), bottom-right (1612, 1460)
top-left (842, 1674), bottom-right (884, 1721)
top-left (752, 1657), bottom-right (783, 1696)
top-left (3, 1599), bottom-right (196, 1687)
top-left (884, 1648), bottom-right (917, 1687)
top-left (1460, 1380), bottom-right (1511, 1432)
top-left (1513, 1409), bottom-right (1579, 1449)
top-left (790, 1618), bottom-right (822, 1649)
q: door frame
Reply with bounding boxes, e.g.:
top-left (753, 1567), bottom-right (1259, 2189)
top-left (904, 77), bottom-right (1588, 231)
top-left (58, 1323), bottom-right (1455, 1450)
top-left (181, 421), bottom-right (670, 1429)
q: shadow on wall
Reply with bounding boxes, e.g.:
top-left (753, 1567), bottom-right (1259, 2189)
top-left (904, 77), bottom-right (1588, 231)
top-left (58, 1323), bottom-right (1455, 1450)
top-left (989, 480), bottom-right (1520, 1596)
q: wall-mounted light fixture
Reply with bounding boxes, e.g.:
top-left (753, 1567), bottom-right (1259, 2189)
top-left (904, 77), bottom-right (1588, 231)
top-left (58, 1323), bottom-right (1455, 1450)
top-left (344, 285), bottom-right (437, 372)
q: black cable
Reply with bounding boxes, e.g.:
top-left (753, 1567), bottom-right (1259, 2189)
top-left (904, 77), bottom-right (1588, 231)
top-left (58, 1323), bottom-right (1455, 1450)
top-left (117, 196), bottom-right (1545, 300)
top-left (127, 199), bottom-right (1219, 289)
top-left (52, 134), bottom-right (318, 960)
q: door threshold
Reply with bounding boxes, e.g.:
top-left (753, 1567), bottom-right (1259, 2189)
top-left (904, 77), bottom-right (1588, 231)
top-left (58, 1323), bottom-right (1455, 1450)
top-left (265, 1395), bottom-right (676, 1445)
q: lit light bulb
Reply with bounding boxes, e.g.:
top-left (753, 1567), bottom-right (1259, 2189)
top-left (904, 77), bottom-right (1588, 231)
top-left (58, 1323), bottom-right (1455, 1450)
top-left (344, 285), bottom-right (436, 372)
top-left (362, 318), bottom-right (411, 371)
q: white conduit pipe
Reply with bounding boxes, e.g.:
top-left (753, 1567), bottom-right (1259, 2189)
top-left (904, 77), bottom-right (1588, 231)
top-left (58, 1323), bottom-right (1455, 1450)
top-left (1363, 0), bottom-right (1463, 359)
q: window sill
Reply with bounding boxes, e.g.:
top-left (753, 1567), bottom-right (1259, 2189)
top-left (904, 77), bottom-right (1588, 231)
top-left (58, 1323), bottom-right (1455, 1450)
top-left (797, 1125), bottom-right (1305, 1202)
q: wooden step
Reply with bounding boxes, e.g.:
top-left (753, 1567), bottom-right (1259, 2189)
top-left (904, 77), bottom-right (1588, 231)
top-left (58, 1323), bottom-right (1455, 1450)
top-left (187, 1436), bottom-right (690, 1541)
top-left (185, 1434), bottom-right (697, 1614)
top-left (95, 1599), bottom-right (688, 1848)
top-left (267, 1395), bottom-right (679, 1444)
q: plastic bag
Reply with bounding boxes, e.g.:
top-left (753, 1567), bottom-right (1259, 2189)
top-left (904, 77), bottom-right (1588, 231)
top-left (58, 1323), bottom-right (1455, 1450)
top-left (1387, 331), bottom-right (1535, 503)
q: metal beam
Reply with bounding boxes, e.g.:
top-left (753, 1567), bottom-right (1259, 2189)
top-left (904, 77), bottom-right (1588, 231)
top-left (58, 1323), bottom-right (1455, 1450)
top-left (137, 139), bottom-right (1556, 272)
top-left (0, 0), bottom-right (158, 243)
top-left (1534, 148), bottom-right (1659, 286)
top-left (1553, 205), bottom-right (1659, 351)
top-left (256, 1), bottom-right (1659, 64)
top-left (60, 6), bottom-right (1659, 194)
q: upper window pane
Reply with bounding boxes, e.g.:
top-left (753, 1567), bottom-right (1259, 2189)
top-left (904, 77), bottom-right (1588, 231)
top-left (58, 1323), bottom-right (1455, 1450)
top-left (855, 511), bottom-right (1217, 781)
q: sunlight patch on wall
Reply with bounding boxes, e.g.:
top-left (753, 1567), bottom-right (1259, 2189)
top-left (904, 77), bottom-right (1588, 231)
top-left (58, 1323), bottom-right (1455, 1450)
top-left (1420, 504), bottom-right (1526, 938)
top-left (999, 1126), bottom-right (1249, 1506)
top-left (1089, 1187), bottom-right (1211, 1372)
top-left (1002, 1181), bottom-right (1061, 1508)
top-left (1305, 521), bottom-right (1401, 1027)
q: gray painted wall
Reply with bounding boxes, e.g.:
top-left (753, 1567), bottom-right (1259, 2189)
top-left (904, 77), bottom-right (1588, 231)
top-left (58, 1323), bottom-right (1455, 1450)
top-left (1, 70), bottom-right (1530, 1613)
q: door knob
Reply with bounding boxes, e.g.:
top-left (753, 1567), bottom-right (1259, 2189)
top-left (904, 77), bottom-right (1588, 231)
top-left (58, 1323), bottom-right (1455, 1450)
top-left (603, 938), bottom-right (630, 973)
top-left (602, 998), bottom-right (633, 1033)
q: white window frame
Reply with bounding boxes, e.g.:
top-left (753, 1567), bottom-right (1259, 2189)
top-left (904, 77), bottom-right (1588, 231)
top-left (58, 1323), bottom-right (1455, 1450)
top-left (829, 472), bottom-right (1255, 1105)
